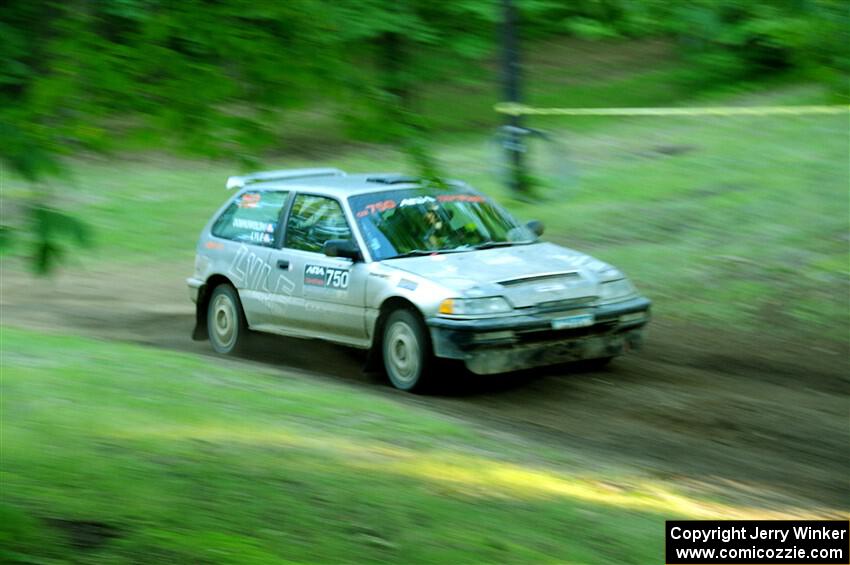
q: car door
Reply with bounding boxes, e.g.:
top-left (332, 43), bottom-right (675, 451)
top-left (264, 193), bottom-right (368, 344)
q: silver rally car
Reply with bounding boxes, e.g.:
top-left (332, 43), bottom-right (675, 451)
top-left (188, 168), bottom-right (651, 390)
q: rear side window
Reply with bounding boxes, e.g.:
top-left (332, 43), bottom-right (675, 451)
top-left (285, 194), bottom-right (352, 253)
top-left (211, 191), bottom-right (288, 247)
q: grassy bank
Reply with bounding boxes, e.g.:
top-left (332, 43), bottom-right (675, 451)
top-left (0, 325), bottom-right (753, 563)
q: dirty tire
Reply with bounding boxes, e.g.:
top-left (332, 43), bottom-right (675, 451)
top-left (382, 309), bottom-right (432, 392)
top-left (207, 284), bottom-right (249, 355)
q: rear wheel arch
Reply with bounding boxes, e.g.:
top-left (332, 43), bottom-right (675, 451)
top-left (192, 274), bottom-right (238, 341)
top-left (207, 283), bottom-right (249, 354)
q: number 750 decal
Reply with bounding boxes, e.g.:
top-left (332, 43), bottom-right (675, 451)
top-left (304, 264), bottom-right (350, 290)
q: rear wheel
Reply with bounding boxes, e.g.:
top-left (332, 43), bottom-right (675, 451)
top-left (207, 284), bottom-right (248, 355)
top-left (382, 309), bottom-right (432, 391)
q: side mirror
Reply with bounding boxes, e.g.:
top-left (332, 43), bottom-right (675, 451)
top-left (526, 220), bottom-right (545, 237)
top-left (323, 239), bottom-right (361, 261)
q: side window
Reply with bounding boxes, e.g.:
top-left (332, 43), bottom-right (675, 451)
top-left (285, 194), bottom-right (352, 253)
top-left (211, 191), bottom-right (288, 247)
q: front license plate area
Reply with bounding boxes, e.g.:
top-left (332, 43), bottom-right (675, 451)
top-left (551, 313), bottom-right (594, 330)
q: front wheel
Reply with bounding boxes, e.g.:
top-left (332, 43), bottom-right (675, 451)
top-left (207, 284), bottom-right (249, 355)
top-left (382, 309), bottom-right (432, 391)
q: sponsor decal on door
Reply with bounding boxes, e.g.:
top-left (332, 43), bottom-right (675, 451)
top-left (304, 264), bottom-right (350, 290)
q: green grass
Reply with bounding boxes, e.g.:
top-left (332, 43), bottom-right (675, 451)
top-left (1, 325), bottom-right (768, 563)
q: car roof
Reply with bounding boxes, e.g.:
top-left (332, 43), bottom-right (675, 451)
top-left (235, 172), bottom-right (473, 198)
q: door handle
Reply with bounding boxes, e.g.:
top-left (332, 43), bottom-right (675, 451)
top-left (277, 259), bottom-right (290, 270)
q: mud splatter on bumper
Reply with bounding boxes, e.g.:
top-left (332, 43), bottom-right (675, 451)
top-left (428, 296), bottom-right (650, 375)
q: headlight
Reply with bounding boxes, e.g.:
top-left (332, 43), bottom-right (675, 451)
top-left (598, 279), bottom-right (636, 301)
top-left (439, 296), bottom-right (512, 316)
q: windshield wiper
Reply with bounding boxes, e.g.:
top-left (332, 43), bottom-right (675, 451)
top-left (390, 242), bottom-right (530, 259)
top-left (390, 248), bottom-right (469, 259)
top-left (390, 249), bottom-right (441, 259)
top-left (473, 240), bottom-right (531, 250)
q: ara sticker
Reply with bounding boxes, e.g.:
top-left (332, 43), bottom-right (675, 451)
top-left (399, 196), bottom-right (436, 207)
top-left (304, 264), bottom-right (350, 290)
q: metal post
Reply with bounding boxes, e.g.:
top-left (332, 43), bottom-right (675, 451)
top-left (501, 0), bottom-right (525, 194)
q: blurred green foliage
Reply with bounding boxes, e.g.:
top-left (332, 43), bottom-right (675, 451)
top-left (0, 0), bottom-right (497, 179)
top-left (2, 0), bottom-right (847, 179)
top-left (520, 0), bottom-right (849, 89)
top-left (1, 0), bottom-right (847, 271)
top-left (0, 0), bottom-right (498, 268)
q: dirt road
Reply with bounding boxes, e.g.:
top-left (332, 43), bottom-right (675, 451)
top-left (3, 261), bottom-right (848, 513)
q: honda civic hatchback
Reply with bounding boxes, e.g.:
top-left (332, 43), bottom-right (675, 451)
top-left (187, 168), bottom-right (651, 391)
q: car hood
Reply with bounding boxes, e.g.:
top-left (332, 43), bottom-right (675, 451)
top-left (381, 242), bottom-right (612, 308)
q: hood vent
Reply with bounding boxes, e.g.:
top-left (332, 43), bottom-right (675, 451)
top-left (366, 175), bottom-right (420, 185)
top-left (497, 272), bottom-right (580, 287)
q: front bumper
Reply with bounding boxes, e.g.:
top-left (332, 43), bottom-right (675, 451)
top-left (426, 296), bottom-right (651, 375)
top-left (186, 277), bottom-right (204, 303)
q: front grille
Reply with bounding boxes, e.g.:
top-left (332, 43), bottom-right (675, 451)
top-left (514, 321), bottom-right (619, 344)
top-left (527, 296), bottom-right (596, 314)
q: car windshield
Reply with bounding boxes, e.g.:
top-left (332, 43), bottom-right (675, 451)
top-left (349, 188), bottom-right (535, 261)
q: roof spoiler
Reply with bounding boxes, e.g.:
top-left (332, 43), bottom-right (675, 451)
top-left (226, 168), bottom-right (346, 190)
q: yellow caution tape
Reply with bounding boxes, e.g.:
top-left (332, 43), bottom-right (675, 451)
top-left (494, 102), bottom-right (850, 117)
